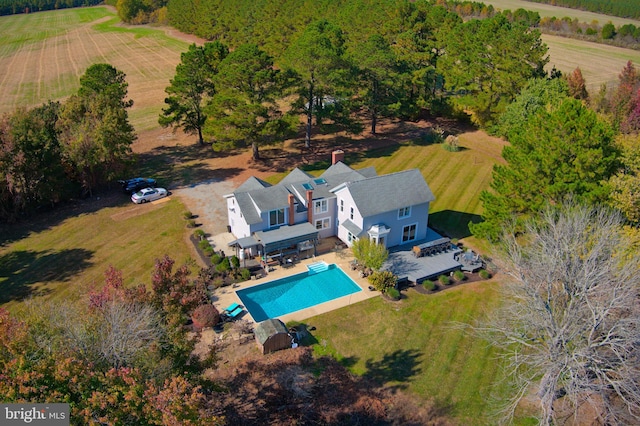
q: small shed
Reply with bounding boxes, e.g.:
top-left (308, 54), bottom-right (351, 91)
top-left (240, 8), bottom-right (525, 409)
top-left (254, 318), bottom-right (292, 354)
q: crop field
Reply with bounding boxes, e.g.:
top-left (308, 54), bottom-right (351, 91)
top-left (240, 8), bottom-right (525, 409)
top-left (0, 6), bottom-right (190, 130)
top-left (483, 0), bottom-right (640, 91)
top-left (483, 0), bottom-right (640, 27)
top-left (543, 33), bottom-right (640, 91)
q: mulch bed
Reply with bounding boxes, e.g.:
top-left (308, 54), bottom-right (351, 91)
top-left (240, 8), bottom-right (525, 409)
top-left (408, 271), bottom-right (488, 295)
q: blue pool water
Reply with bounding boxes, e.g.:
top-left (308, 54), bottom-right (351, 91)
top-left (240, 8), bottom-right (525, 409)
top-left (236, 264), bottom-right (362, 322)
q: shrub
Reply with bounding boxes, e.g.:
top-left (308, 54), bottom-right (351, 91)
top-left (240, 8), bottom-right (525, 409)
top-left (212, 277), bottom-right (224, 289)
top-left (414, 126), bottom-right (444, 145)
top-left (239, 268), bottom-right (251, 281)
top-left (453, 270), bottom-right (466, 281)
top-left (479, 269), bottom-right (491, 280)
top-left (438, 275), bottom-right (451, 286)
top-left (422, 280), bottom-right (436, 291)
top-left (198, 239), bottom-right (211, 251)
top-left (229, 255), bottom-right (240, 269)
top-left (186, 219), bottom-right (196, 228)
top-left (216, 257), bottom-right (231, 274)
top-left (210, 253), bottom-right (222, 265)
top-left (442, 134), bottom-right (460, 152)
top-left (191, 304), bottom-right (220, 328)
top-left (386, 287), bottom-right (400, 300)
top-left (193, 229), bottom-right (205, 239)
top-left (368, 270), bottom-right (397, 292)
top-left (183, 211), bottom-right (193, 220)
top-left (203, 247), bottom-right (214, 257)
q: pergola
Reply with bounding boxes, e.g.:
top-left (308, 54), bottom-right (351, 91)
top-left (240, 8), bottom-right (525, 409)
top-left (254, 222), bottom-right (319, 256)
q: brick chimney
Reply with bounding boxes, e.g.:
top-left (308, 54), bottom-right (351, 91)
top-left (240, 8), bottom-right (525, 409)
top-left (331, 149), bottom-right (344, 165)
top-left (306, 190), bottom-right (313, 224)
top-left (288, 194), bottom-right (295, 225)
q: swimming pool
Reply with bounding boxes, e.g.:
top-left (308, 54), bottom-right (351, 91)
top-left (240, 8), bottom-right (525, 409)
top-left (236, 263), bottom-right (362, 322)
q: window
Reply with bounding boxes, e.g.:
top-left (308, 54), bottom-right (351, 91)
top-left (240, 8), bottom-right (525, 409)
top-left (398, 206), bottom-right (411, 219)
top-left (269, 208), bottom-right (285, 227)
top-left (314, 199), bottom-right (328, 214)
top-left (340, 199), bottom-right (344, 212)
top-left (350, 207), bottom-right (354, 220)
top-left (347, 231), bottom-right (354, 243)
top-left (315, 218), bottom-right (330, 230)
top-left (402, 224), bottom-right (417, 242)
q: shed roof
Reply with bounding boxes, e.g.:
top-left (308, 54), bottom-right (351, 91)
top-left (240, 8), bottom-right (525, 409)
top-left (254, 318), bottom-right (288, 344)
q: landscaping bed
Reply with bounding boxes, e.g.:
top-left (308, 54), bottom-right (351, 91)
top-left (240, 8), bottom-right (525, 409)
top-left (411, 270), bottom-right (491, 295)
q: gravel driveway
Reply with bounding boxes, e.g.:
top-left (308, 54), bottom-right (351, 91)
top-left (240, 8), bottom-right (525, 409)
top-left (174, 178), bottom-right (236, 240)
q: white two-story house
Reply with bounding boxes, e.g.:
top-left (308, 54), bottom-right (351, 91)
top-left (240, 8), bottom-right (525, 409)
top-left (224, 150), bottom-right (435, 257)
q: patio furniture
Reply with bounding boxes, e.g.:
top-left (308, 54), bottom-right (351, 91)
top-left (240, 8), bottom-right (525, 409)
top-left (226, 305), bottom-right (244, 319)
top-left (222, 302), bottom-right (240, 314)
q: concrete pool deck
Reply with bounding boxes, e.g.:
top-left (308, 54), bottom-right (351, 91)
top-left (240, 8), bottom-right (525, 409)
top-left (210, 247), bottom-right (378, 324)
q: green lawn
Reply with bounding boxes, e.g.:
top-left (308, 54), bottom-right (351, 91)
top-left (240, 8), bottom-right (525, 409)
top-left (305, 281), bottom-right (511, 424)
top-left (0, 6), bottom-right (189, 131)
top-left (0, 196), bottom-right (195, 311)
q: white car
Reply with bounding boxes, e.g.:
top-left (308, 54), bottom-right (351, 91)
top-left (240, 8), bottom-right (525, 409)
top-left (131, 187), bottom-right (168, 204)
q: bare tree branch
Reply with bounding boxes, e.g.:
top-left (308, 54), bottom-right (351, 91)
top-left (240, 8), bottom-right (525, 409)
top-left (476, 202), bottom-right (640, 425)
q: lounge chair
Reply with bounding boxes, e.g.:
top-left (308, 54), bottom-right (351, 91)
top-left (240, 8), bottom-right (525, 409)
top-left (226, 305), bottom-right (243, 319)
top-left (222, 302), bottom-right (240, 314)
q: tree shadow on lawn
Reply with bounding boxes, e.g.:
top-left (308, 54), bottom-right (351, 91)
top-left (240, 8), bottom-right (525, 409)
top-left (362, 348), bottom-right (423, 391)
top-left (0, 189), bottom-right (131, 247)
top-left (0, 248), bottom-right (93, 304)
top-left (136, 143), bottom-right (245, 189)
top-left (429, 210), bottom-right (483, 240)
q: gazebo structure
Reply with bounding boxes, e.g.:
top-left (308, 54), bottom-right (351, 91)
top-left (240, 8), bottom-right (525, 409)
top-left (254, 318), bottom-right (293, 354)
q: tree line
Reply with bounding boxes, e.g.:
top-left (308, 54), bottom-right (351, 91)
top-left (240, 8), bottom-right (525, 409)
top-left (524, 0), bottom-right (640, 20)
top-left (159, 3), bottom-right (548, 159)
top-left (0, 0), bottom-right (101, 16)
top-left (0, 64), bottom-right (135, 222)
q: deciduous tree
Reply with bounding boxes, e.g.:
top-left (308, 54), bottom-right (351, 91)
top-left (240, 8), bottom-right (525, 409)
top-left (566, 67), bottom-right (589, 101)
top-left (475, 202), bottom-right (640, 424)
top-left (57, 64), bottom-right (136, 196)
top-left (351, 238), bottom-right (388, 271)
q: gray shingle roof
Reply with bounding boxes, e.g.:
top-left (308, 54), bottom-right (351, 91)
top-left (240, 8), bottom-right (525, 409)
top-left (236, 176), bottom-right (271, 192)
top-left (358, 166), bottom-right (377, 178)
top-left (254, 319), bottom-right (288, 345)
top-left (248, 185), bottom-right (291, 212)
top-left (235, 192), bottom-right (262, 225)
top-left (279, 168), bottom-right (314, 186)
top-left (341, 219), bottom-right (363, 237)
top-left (340, 169), bottom-right (435, 217)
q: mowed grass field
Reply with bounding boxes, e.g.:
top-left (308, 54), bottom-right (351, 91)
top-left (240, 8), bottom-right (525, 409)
top-left (0, 6), bottom-right (189, 130)
top-left (483, 0), bottom-right (640, 92)
top-left (307, 282), bottom-right (512, 424)
top-left (0, 196), bottom-right (196, 311)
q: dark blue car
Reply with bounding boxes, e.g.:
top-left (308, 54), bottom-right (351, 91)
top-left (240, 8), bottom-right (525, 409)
top-left (118, 177), bottom-right (157, 194)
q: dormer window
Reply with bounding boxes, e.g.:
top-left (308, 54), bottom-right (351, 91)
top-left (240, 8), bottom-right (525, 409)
top-left (314, 199), bottom-right (328, 214)
top-left (269, 208), bottom-right (285, 227)
top-left (398, 206), bottom-right (411, 219)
